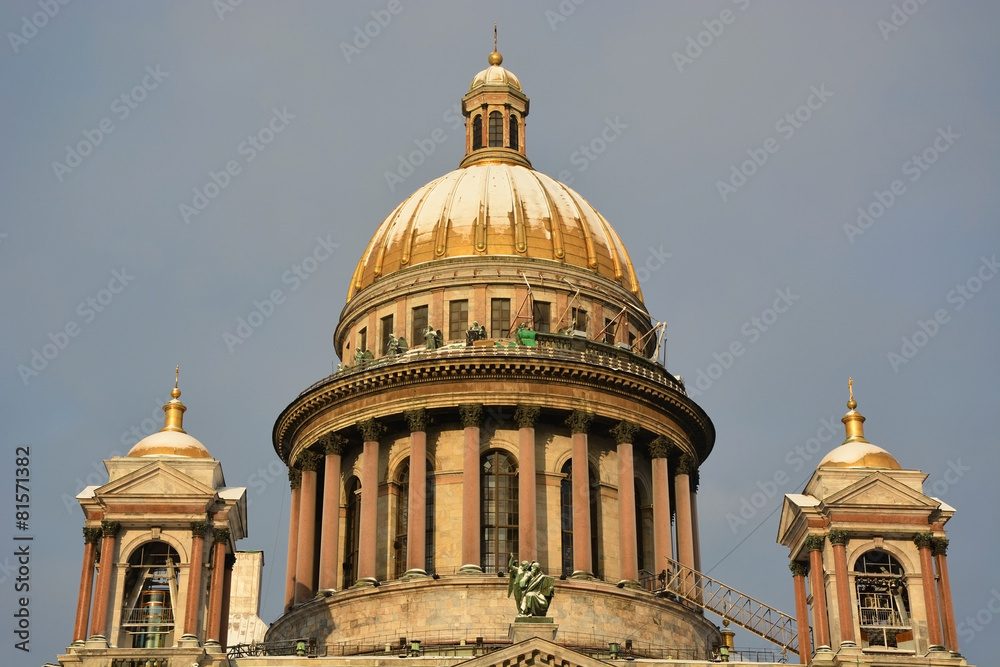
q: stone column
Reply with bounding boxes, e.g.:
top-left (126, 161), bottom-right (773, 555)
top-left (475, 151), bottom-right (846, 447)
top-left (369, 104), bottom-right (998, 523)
top-left (357, 418), bottom-right (385, 584)
top-left (318, 434), bottom-right (346, 592)
top-left (674, 454), bottom-right (696, 597)
top-left (914, 532), bottom-right (945, 649)
top-left (205, 528), bottom-right (229, 648)
top-left (790, 561), bottom-right (813, 663)
top-left (567, 410), bottom-right (594, 578)
top-left (182, 521), bottom-right (208, 640)
top-left (933, 538), bottom-right (959, 653)
top-left (611, 421), bottom-right (639, 583)
top-left (648, 437), bottom-right (673, 583)
top-left (404, 409), bottom-right (430, 575)
top-left (828, 530), bottom-right (856, 647)
top-left (220, 553), bottom-right (236, 650)
top-left (72, 527), bottom-right (102, 644)
top-left (514, 406), bottom-right (540, 563)
top-left (459, 404), bottom-right (483, 573)
top-left (294, 451), bottom-right (321, 603)
top-left (283, 467), bottom-right (301, 611)
top-left (806, 535), bottom-right (831, 650)
top-left (89, 520), bottom-right (120, 641)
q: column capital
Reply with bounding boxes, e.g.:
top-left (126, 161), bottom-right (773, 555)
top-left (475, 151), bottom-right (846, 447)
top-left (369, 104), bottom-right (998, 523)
top-left (213, 528), bottom-right (231, 544)
top-left (404, 408), bottom-right (432, 433)
top-left (789, 561), bottom-right (808, 577)
top-left (513, 405), bottom-right (541, 428)
top-left (647, 435), bottom-right (672, 459)
top-left (804, 534), bottom-right (825, 552)
top-left (320, 433), bottom-right (347, 456)
top-left (288, 467), bottom-right (302, 490)
top-left (932, 536), bottom-right (950, 556)
top-left (566, 410), bottom-right (593, 434)
top-left (83, 526), bottom-right (103, 544)
top-left (297, 450), bottom-right (321, 472)
top-left (459, 404), bottom-right (483, 427)
top-left (828, 529), bottom-right (849, 546)
top-left (357, 418), bottom-right (386, 443)
top-left (610, 420), bottom-right (639, 445)
top-left (190, 521), bottom-right (210, 538)
top-left (913, 531), bottom-right (934, 549)
top-left (675, 453), bottom-right (698, 476)
top-left (100, 520), bottom-right (121, 538)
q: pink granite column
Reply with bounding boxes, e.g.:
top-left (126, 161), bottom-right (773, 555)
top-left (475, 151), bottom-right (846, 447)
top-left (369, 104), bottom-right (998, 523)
top-left (205, 528), bottom-right (229, 644)
top-left (674, 455), bottom-right (696, 597)
top-left (648, 437), bottom-right (673, 584)
top-left (182, 521), bottom-right (208, 639)
top-left (459, 405), bottom-right (483, 572)
top-left (89, 520), bottom-right (120, 641)
top-left (611, 421), bottom-right (640, 583)
top-left (790, 561), bottom-right (813, 663)
top-left (283, 468), bottom-right (301, 611)
top-left (72, 527), bottom-right (101, 643)
top-left (295, 451), bottom-right (321, 603)
top-left (828, 530), bottom-right (856, 647)
top-left (514, 406), bottom-right (540, 562)
top-left (915, 532), bottom-right (945, 649)
top-left (318, 434), bottom-right (346, 592)
top-left (357, 418), bottom-right (385, 584)
top-left (404, 410), bottom-right (430, 575)
top-left (567, 410), bottom-right (594, 578)
top-left (933, 538), bottom-right (959, 653)
top-left (806, 535), bottom-right (831, 650)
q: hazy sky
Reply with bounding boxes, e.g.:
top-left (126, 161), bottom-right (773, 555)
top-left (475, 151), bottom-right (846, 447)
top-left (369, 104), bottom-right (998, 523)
top-left (2, 2), bottom-right (998, 665)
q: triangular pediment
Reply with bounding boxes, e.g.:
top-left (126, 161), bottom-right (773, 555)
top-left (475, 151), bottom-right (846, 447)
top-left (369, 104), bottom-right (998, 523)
top-left (823, 471), bottom-right (937, 509)
top-left (95, 460), bottom-right (217, 501)
top-left (456, 637), bottom-right (611, 667)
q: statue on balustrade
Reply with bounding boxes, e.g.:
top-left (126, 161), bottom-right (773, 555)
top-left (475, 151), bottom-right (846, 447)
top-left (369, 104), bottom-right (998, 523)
top-left (507, 553), bottom-right (554, 617)
top-left (424, 325), bottom-right (443, 350)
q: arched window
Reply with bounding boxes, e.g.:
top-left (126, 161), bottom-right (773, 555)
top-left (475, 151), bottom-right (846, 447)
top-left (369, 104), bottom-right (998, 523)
top-left (120, 542), bottom-right (180, 648)
top-left (489, 111), bottom-right (503, 147)
top-left (509, 114), bottom-right (519, 150)
top-left (854, 550), bottom-right (913, 651)
top-left (342, 477), bottom-right (361, 589)
top-left (393, 459), bottom-right (435, 578)
top-left (482, 450), bottom-right (517, 572)
top-left (472, 115), bottom-right (483, 150)
top-left (558, 460), bottom-right (601, 578)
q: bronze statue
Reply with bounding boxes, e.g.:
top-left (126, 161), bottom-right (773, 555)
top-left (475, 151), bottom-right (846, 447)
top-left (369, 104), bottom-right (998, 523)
top-left (507, 553), bottom-right (554, 617)
top-left (424, 325), bottom-right (442, 350)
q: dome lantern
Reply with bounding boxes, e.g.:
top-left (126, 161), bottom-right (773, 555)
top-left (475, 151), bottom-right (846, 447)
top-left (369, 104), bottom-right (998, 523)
top-left (817, 379), bottom-right (901, 470)
top-left (126, 367), bottom-right (213, 459)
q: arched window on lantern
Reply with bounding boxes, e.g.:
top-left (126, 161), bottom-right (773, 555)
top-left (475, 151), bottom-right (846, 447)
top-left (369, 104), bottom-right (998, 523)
top-left (854, 550), bottom-right (914, 651)
top-left (489, 111), bottom-right (503, 147)
top-left (509, 114), bottom-right (519, 151)
top-left (472, 115), bottom-right (483, 150)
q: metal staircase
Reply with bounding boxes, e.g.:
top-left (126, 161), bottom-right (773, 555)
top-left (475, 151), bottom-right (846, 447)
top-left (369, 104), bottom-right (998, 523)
top-left (660, 557), bottom-right (802, 656)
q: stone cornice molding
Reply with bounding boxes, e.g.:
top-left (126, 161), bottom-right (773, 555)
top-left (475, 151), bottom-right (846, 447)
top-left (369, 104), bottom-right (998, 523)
top-left (459, 404), bottom-right (483, 428)
top-left (513, 405), bottom-right (541, 429)
top-left (404, 408), bottom-right (431, 433)
top-left (566, 410), bottom-right (593, 434)
top-left (610, 420), bottom-right (639, 445)
top-left (357, 418), bottom-right (386, 443)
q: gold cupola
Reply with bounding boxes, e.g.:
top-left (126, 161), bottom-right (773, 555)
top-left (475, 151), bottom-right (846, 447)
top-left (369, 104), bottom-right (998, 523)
top-left (460, 41), bottom-right (530, 169)
top-left (817, 379), bottom-right (901, 470)
top-left (127, 368), bottom-right (213, 459)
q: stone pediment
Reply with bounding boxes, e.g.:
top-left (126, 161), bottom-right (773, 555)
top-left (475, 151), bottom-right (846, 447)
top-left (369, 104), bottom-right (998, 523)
top-left (823, 472), bottom-right (937, 510)
top-left (457, 637), bottom-right (611, 667)
top-left (95, 460), bottom-right (218, 501)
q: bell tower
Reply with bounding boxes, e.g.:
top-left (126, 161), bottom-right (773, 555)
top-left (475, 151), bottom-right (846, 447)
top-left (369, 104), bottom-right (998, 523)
top-left (778, 382), bottom-right (964, 665)
top-left (57, 371), bottom-right (247, 667)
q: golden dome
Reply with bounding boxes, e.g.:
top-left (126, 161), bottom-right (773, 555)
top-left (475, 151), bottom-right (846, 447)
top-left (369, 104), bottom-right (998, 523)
top-left (817, 379), bottom-right (901, 470)
top-left (347, 162), bottom-right (642, 301)
top-left (470, 57), bottom-right (521, 91)
top-left (127, 371), bottom-right (213, 459)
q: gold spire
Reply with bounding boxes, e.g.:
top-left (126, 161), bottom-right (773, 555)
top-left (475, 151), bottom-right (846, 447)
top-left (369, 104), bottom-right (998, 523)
top-left (161, 366), bottom-right (187, 434)
top-left (841, 377), bottom-right (867, 443)
top-left (488, 24), bottom-right (502, 65)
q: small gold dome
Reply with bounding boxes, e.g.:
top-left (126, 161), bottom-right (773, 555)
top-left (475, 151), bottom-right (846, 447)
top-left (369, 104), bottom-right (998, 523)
top-left (347, 163), bottom-right (642, 301)
top-left (127, 370), bottom-right (213, 459)
top-left (470, 57), bottom-right (521, 91)
top-left (488, 50), bottom-right (503, 66)
top-left (817, 379), bottom-right (901, 470)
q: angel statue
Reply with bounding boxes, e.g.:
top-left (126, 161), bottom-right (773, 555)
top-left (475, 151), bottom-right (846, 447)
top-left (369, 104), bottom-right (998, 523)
top-left (507, 553), bottom-right (554, 617)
